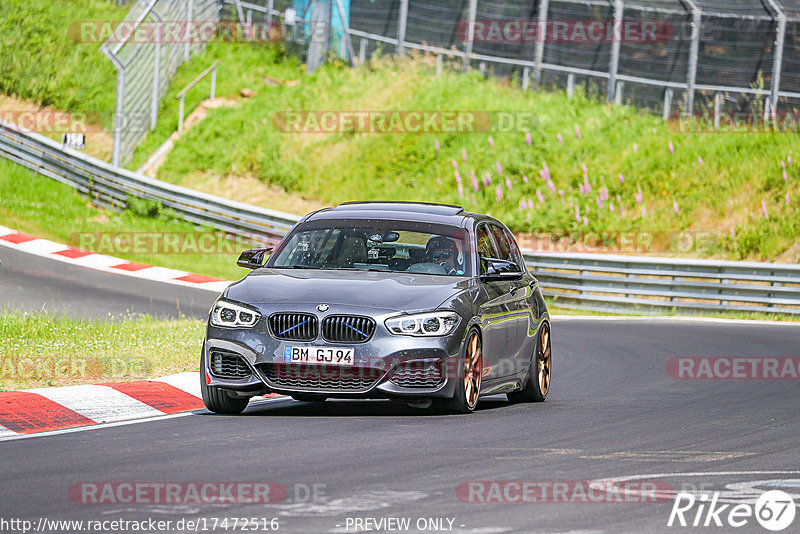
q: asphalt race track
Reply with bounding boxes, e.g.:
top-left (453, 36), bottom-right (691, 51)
top-left (0, 246), bottom-right (219, 319)
top-left (2, 312), bottom-right (799, 532)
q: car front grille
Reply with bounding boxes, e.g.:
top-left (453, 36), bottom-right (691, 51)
top-left (209, 350), bottom-right (251, 379)
top-left (259, 363), bottom-right (384, 392)
top-left (321, 315), bottom-right (376, 343)
top-left (269, 313), bottom-right (319, 341)
top-left (390, 360), bottom-right (445, 388)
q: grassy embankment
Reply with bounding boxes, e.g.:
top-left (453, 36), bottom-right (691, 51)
top-left (153, 55), bottom-right (799, 263)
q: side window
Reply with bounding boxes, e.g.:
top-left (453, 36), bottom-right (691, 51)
top-left (476, 225), bottom-right (500, 274)
top-left (489, 225), bottom-right (522, 272)
top-left (489, 225), bottom-right (512, 261)
top-left (503, 228), bottom-right (526, 269)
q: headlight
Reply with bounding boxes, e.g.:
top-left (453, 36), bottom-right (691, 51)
top-left (385, 311), bottom-right (460, 337)
top-left (210, 300), bottom-right (261, 328)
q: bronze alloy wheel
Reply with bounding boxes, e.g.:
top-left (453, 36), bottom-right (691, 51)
top-left (464, 330), bottom-right (483, 410)
top-left (538, 324), bottom-right (551, 397)
top-left (508, 322), bottom-right (551, 403)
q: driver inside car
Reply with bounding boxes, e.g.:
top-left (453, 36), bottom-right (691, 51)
top-left (425, 235), bottom-right (464, 275)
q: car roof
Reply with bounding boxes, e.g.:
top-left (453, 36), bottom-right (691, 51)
top-left (305, 201), bottom-right (479, 227)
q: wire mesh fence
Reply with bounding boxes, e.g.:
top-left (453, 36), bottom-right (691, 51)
top-left (347, 0), bottom-right (800, 120)
top-left (101, 0), bottom-right (218, 166)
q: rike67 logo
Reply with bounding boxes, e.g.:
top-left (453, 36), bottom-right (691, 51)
top-left (663, 473), bottom-right (799, 531)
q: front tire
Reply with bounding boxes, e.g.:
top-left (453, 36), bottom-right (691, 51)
top-left (508, 322), bottom-right (551, 403)
top-left (200, 347), bottom-right (250, 414)
top-left (434, 328), bottom-right (482, 414)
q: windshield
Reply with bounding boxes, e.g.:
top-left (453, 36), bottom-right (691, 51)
top-left (269, 219), bottom-right (471, 276)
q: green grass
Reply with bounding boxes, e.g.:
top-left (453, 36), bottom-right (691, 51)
top-left (0, 310), bottom-right (203, 390)
top-left (0, 0), bottom-right (128, 126)
top-left (154, 55), bottom-right (799, 262)
top-left (0, 158), bottom-right (249, 281)
top-left (126, 42), bottom-right (300, 170)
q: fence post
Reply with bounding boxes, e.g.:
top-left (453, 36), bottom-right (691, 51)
top-left (178, 95), bottom-right (185, 133)
top-left (533, 0), bottom-right (549, 87)
top-left (397, 0), bottom-right (409, 55)
top-left (359, 38), bottom-right (367, 66)
top-left (266, 0), bottom-right (274, 23)
top-left (663, 88), bottom-right (673, 121)
top-left (185, 0), bottom-right (194, 62)
top-left (607, 0), bottom-right (623, 103)
top-left (714, 92), bottom-right (721, 129)
top-left (150, 8), bottom-right (162, 131)
top-left (112, 68), bottom-right (125, 167)
top-left (684, 0), bottom-right (701, 113)
top-left (522, 66), bottom-right (530, 91)
top-left (463, 0), bottom-right (478, 71)
top-left (614, 81), bottom-right (624, 105)
top-left (210, 66), bottom-right (217, 102)
top-left (567, 73), bottom-right (574, 99)
top-left (436, 54), bottom-right (443, 76)
top-left (334, 0), bottom-right (356, 66)
top-left (765, 0), bottom-right (786, 115)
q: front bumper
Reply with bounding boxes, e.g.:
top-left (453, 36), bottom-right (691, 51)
top-left (203, 304), bottom-right (467, 400)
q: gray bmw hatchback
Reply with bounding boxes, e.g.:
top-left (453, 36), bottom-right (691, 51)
top-left (201, 201), bottom-right (551, 414)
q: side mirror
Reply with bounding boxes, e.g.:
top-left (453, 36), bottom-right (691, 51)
top-left (237, 248), bottom-right (272, 270)
top-left (480, 258), bottom-right (523, 281)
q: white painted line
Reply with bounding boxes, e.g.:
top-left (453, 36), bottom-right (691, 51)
top-left (0, 234), bottom-right (226, 293)
top-left (0, 424), bottom-right (17, 437)
top-left (72, 253), bottom-right (137, 270)
top-left (15, 238), bottom-right (69, 255)
top-left (550, 315), bottom-right (800, 327)
top-left (25, 384), bottom-right (164, 423)
top-left (194, 281), bottom-right (230, 293)
top-left (0, 412), bottom-right (194, 442)
top-left (0, 226), bottom-right (14, 236)
top-left (0, 396), bottom-right (291, 442)
top-left (154, 372), bottom-right (203, 399)
top-left (114, 265), bottom-right (189, 282)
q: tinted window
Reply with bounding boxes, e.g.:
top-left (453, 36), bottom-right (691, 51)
top-left (269, 220), bottom-right (471, 277)
top-left (476, 224), bottom-right (500, 274)
top-left (503, 227), bottom-right (526, 269)
top-left (488, 225), bottom-right (523, 272)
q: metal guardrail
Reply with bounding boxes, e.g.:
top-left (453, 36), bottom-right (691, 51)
top-left (525, 252), bottom-right (800, 316)
top-left (2, 119), bottom-right (799, 316)
top-left (0, 120), bottom-right (300, 244)
top-left (176, 61), bottom-right (219, 133)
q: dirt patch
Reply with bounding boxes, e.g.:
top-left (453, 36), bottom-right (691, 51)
top-left (182, 170), bottom-right (326, 216)
top-left (0, 94), bottom-right (113, 162)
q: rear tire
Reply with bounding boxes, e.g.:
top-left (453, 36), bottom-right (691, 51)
top-left (200, 347), bottom-right (250, 414)
top-left (433, 328), bottom-right (482, 414)
top-left (508, 323), bottom-right (551, 403)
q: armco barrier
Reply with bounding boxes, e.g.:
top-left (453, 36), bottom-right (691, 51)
top-left (0, 120), bottom-right (299, 244)
top-left (2, 119), bottom-right (799, 316)
top-left (525, 252), bottom-right (800, 316)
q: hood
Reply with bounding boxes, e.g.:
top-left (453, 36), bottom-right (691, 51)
top-left (224, 268), bottom-right (471, 312)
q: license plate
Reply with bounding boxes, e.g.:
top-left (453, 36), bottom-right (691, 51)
top-left (283, 345), bottom-right (355, 366)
